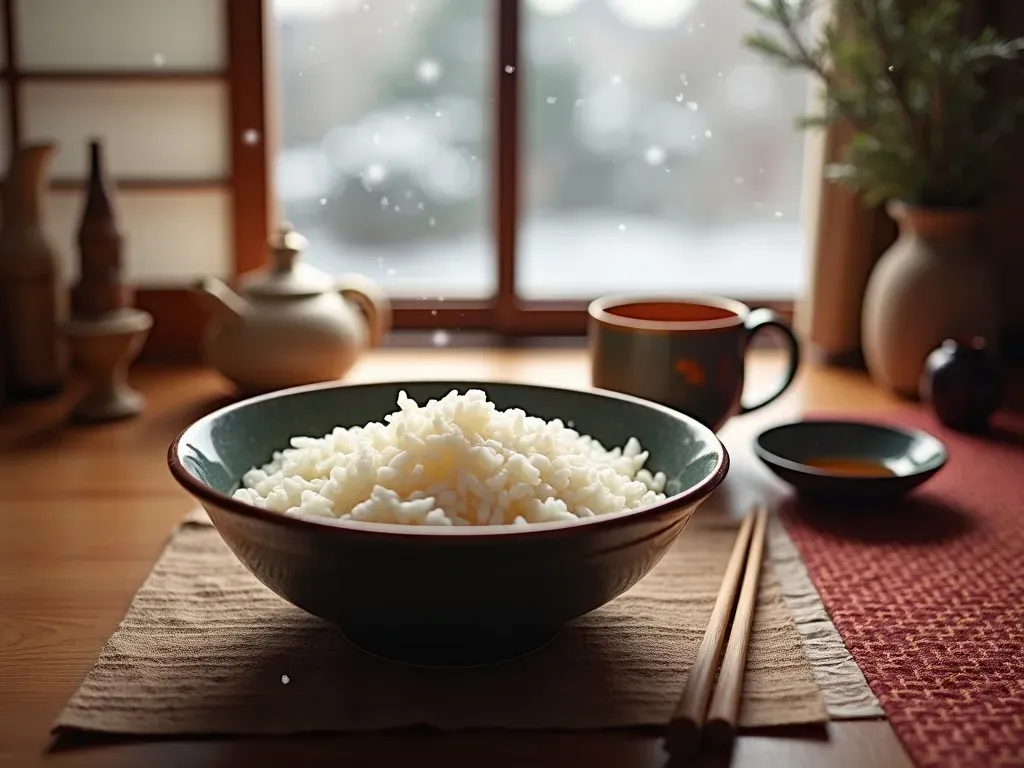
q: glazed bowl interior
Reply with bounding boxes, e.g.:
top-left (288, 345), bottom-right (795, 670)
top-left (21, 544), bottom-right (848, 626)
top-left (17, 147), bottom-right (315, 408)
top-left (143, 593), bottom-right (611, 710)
top-left (170, 380), bottom-right (729, 665)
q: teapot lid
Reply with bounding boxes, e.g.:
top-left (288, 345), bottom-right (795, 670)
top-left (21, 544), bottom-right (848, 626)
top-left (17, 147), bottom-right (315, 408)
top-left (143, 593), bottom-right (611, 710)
top-left (241, 223), bottom-right (335, 298)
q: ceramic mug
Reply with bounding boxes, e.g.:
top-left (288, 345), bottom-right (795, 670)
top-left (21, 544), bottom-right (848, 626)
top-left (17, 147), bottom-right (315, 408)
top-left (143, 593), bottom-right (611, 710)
top-left (588, 295), bottom-right (800, 431)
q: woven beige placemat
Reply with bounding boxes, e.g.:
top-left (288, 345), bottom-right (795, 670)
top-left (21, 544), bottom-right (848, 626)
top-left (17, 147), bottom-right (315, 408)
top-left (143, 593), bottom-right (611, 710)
top-left (768, 516), bottom-right (883, 719)
top-left (55, 508), bottom-right (826, 736)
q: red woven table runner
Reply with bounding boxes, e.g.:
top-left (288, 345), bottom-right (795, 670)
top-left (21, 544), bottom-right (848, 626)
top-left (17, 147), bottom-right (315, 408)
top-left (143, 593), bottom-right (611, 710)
top-left (782, 409), bottom-right (1024, 768)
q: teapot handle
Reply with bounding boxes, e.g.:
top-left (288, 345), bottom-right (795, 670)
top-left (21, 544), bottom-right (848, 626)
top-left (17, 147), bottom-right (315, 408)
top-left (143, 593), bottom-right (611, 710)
top-left (337, 274), bottom-right (392, 349)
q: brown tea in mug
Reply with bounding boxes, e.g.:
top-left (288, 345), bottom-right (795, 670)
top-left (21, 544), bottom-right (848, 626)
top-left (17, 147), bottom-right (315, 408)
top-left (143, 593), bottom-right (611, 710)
top-left (604, 301), bottom-right (739, 324)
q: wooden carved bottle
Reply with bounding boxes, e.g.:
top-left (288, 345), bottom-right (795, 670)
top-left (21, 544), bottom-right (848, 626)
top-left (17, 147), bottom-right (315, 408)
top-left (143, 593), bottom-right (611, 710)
top-left (0, 142), bottom-right (67, 398)
top-left (73, 139), bottom-right (131, 316)
top-left (63, 138), bottom-right (152, 422)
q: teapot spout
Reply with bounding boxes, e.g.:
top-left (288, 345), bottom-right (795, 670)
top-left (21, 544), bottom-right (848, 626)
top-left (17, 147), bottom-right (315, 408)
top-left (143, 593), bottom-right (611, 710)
top-left (192, 277), bottom-right (249, 323)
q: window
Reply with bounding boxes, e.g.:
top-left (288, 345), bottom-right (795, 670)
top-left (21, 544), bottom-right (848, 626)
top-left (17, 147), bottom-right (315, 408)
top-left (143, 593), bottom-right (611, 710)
top-left (274, 0), bottom-right (495, 300)
top-left (0, 1), bottom-right (812, 358)
top-left (520, 0), bottom-right (810, 300)
top-left (274, 0), bottom-right (813, 335)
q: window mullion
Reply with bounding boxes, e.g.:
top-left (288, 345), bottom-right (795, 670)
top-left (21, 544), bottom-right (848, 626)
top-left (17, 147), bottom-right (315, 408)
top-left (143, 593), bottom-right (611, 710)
top-left (494, 0), bottom-right (519, 331)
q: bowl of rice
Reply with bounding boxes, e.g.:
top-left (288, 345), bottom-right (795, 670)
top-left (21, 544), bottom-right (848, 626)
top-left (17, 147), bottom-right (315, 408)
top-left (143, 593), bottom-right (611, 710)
top-left (169, 380), bottom-right (729, 666)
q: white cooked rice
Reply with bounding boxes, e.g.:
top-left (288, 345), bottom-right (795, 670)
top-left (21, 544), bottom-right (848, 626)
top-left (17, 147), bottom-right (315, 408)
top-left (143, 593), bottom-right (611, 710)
top-left (233, 388), bottom-right (667, 526)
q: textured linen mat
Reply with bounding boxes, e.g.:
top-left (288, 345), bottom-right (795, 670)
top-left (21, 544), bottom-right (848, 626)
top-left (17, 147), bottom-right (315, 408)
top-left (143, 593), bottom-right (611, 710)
top-left (784, 410), bottom-right (1024, 768)
top-left (767, 516), bottom-right (882, 719)
top-left (55, 508), bottom-right (826, 736)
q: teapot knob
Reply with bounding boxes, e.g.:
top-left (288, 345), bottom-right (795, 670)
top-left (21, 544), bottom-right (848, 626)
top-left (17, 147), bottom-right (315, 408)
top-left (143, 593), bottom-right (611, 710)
top-left (269, 222), bottom-right (309, 273)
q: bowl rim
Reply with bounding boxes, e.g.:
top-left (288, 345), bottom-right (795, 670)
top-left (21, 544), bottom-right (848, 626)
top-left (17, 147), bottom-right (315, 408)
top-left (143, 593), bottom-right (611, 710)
top-left (753, 418), bottom-right (948, 480)
top-left (168, 378), bottom-right (730, 541)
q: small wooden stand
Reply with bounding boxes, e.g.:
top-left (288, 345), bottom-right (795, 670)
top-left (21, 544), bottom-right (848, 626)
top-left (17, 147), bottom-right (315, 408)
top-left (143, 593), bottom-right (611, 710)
top-left (65, 309), bottom-right (152, 422)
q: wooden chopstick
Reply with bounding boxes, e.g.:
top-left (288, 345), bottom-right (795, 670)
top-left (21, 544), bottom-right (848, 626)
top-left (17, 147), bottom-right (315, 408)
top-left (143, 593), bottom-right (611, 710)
top-left (704, 502), bottom-right (769, 746)
top-left (665, 504), bottom-right (760, 756)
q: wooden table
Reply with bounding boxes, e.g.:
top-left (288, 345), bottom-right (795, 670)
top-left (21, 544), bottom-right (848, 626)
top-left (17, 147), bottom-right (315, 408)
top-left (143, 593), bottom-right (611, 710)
top-left (1, 349), bottom-right (915, 768)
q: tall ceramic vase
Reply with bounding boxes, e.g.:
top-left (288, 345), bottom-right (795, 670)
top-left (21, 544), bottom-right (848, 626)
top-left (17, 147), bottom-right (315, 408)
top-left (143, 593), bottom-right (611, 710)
top-left (862, 201), bottom-right (999, 398)
top-left (0, 142), bottom-right (67, 398)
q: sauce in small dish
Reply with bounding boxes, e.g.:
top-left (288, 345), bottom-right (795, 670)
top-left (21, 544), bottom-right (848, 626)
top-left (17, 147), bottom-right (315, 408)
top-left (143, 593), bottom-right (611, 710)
top-left (800, 457), bottom-right (897, 477)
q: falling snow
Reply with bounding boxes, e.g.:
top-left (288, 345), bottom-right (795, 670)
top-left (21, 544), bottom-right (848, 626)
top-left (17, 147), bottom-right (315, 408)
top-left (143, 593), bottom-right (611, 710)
top-left (431, 309), bottom-right (438, 316)
top-left (504, 65), bottom-right (515, 74)
top-left (152, 53), bottom-right (166, 67)
top-left (618, 224), bottom-right (626, 231)
top-left (362, 163), bottom-right (387, 188)
top-left (775, 211), bottom-right (784, 218)
top-left (387, 268), bottom-right (397, 276)
top-left (704, 130), bottom-right (713, 139)
top-left (735, 177), bottom-right (744, 185)
top-left (281, 675), bottom-right (290, 685)
top-left (611, 74), bottom-right (622, 84)
top-left (687, 102), bottom-right (699, 111)
top-left (429, 217), bottom-right (436, 226)
top-left (675, 94), bottom-right (684, 102)
top-left (416, 58), bottom-right (442, 84)
top-left (644, 146), bottom-right (667, 166)
top-left (381, 196), bottom-right (389, 208)
top-left (319, 197), bottom-right (327, 205)
top-left (242, 129), bottom-right (260, 146)
top-left (432, 330), bottom-right (450, 347)
top-left (546, 96), bottom-right (557, 104)
top-left (417, 202), bottom-right (425, 210)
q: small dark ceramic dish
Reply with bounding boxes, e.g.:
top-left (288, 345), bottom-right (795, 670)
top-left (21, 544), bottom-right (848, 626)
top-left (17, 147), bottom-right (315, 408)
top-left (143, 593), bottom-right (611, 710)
top-left (169, 380), bottom-right (729, 666)
top-left (755, 419), bottom-right (947, 502)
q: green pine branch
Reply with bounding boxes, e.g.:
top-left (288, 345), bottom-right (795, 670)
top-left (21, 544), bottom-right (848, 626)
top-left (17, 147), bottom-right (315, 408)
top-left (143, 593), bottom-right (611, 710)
top-left (745, 0), bottom-right (1024, 207)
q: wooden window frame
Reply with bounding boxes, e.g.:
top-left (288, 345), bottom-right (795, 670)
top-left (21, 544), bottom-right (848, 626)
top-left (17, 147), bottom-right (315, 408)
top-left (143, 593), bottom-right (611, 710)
top-left (2, 0), bottom-right (795, 360)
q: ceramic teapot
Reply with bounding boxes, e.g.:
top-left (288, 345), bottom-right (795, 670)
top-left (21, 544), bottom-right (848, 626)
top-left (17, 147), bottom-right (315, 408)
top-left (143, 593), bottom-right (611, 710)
top-left (193, 224), bottom-right (391, 393)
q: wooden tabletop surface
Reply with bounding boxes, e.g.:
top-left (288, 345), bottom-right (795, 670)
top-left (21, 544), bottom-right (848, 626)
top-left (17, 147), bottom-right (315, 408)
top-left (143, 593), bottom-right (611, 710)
top-left (1, 348), bottom-right (917, 768)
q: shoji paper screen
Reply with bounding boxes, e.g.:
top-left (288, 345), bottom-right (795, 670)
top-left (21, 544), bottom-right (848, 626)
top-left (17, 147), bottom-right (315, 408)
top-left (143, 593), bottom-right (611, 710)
top-left (4, 0), bottom-right (234, 284)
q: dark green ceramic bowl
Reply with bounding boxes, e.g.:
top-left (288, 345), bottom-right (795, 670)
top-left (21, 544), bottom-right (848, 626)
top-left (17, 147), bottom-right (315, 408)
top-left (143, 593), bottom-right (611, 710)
top-left (169, 380), bottom-right (729, 666)
top-left (755, 419), bottom-right (947, 502)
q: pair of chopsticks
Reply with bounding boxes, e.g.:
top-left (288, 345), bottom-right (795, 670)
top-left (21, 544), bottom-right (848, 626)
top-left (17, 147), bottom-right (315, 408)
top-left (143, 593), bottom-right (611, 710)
top-left (666, 502), bottom-right (769, 755)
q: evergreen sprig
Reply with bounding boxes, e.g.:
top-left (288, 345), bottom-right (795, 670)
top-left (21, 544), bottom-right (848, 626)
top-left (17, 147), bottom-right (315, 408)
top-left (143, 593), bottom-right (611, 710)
top-left (745, 0), bottom-right (1024, 207)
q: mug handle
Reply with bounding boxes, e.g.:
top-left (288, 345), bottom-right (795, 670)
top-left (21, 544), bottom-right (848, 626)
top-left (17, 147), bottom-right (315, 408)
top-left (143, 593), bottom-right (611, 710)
top-left (739, 307), bottom-right (801, 415)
